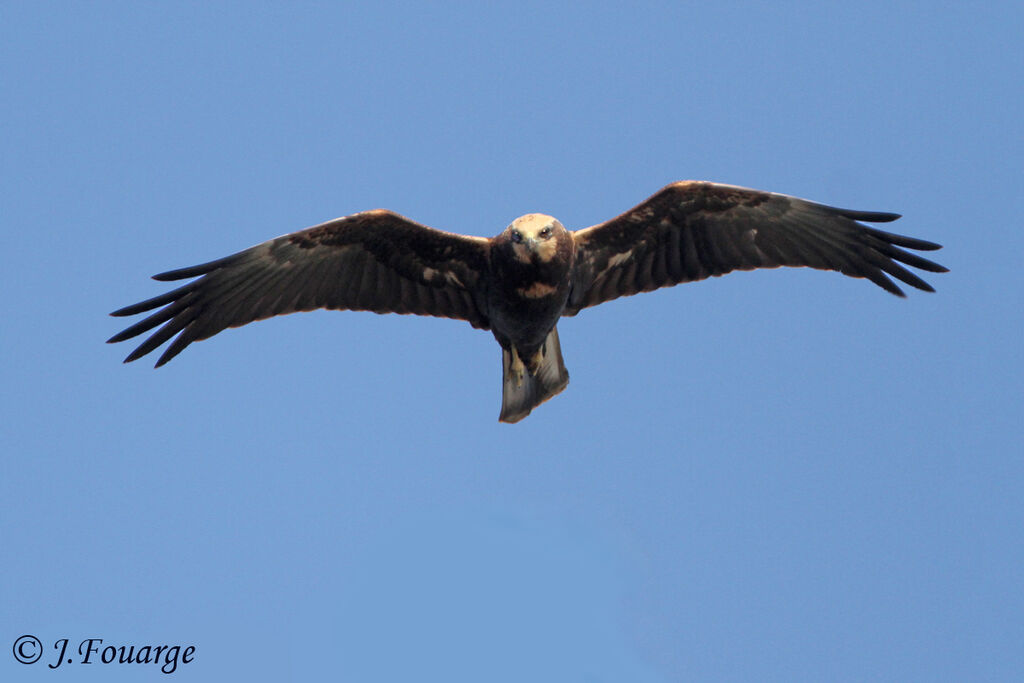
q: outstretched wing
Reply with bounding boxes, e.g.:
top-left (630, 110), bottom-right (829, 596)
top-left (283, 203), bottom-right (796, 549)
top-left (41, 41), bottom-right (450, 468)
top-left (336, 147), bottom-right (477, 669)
top-left (109, 210), bottom-right (491, 366)
top-left (566, 181), bottom-right (947, 313)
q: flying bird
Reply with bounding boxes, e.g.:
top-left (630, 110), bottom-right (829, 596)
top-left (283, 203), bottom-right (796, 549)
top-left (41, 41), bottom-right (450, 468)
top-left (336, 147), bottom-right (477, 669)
top-left (109, 181), bottom-right (947, 422)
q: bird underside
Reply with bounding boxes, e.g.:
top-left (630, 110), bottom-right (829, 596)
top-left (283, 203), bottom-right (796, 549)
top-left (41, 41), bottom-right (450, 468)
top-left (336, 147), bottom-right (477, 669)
top-left (499, 327), bottom-right (570, 423)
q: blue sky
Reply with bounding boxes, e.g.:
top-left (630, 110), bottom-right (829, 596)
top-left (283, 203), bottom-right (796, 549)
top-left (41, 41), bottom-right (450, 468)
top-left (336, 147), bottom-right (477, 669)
top-left (2, 2), bottom-right (1022, 680)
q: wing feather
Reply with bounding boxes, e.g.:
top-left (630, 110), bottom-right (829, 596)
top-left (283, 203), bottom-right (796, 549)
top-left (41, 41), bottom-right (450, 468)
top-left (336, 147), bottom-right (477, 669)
top-left (567, 181), bottom-right (947, 313)
top-left (109, 210), bottom-right (491, 366)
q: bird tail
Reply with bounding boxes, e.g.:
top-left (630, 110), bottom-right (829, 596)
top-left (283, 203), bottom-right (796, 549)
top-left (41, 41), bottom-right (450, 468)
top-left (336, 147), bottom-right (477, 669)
top-left (499, 326), bottom-right (570, 423)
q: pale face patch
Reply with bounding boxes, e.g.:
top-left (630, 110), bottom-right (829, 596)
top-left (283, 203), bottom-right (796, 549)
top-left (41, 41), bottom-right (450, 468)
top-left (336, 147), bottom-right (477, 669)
top-left (507, 214), bottom-right (563, 263)
top-left (533, 235), bottom-right (558, 262)
top-left (516, 281), bottom-right (558, 299)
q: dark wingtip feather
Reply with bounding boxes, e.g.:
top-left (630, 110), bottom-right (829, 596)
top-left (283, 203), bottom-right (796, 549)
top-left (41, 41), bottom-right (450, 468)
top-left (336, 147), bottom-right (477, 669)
top-left (879, 259), bottom-right (937, 293)
top-left (886, 285), bottom-right (908, 298)
top-left (123, 347), bottom-right (149, 364)
top-left (110, 282), bottom-right (197, 317)
top-left (861, 267), bottom-right (906, 297)
top-left (153, 342), bottom-right (188, 367)
top-left (152, 254), bottom-right (238, 281)
top-left (863, 226), bottom-right (944, 251)
top-left (906, 256), bottom-right (948, 274)
top-left (110, 301), bottom-right (155, 317)
top-left (153, 328), bottom-right (197, 367)
top-left (838, 209), bottom-right (901, 223)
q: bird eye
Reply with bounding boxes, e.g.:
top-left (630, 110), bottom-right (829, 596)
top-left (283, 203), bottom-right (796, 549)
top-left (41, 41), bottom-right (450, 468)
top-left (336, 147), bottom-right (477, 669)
top-left (511, 230), bottom-right (523, 243)
top-left (540, 226), bottom-right (552, 238)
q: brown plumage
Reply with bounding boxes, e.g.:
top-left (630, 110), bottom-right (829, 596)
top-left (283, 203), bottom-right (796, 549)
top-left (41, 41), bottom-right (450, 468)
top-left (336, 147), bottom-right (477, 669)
top-left (109, 181), bottom-right (947, 422)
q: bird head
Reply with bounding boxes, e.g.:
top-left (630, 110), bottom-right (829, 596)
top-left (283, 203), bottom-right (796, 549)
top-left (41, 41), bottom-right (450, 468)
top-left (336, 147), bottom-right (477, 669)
top-left (503, 214), bottom-right (566, 263)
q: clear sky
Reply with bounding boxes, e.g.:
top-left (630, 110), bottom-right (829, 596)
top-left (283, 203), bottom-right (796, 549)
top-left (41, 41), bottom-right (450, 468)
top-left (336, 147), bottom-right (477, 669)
top-left (3, 2), bottom-right (1022, 681)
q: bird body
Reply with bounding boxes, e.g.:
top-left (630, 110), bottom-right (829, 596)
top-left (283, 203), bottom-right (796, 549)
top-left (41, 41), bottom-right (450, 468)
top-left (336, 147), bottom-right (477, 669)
top-left (109, 181), bottom-right (947, 422)
top-left (487, 214), bottom-right (574, 352)
top-left (486, 214), bottom-right (575, 421)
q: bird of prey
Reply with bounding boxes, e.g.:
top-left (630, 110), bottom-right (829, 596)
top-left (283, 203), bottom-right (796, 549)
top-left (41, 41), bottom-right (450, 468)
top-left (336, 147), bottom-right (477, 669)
top-left (109, 181), bottom-right (947, 422)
